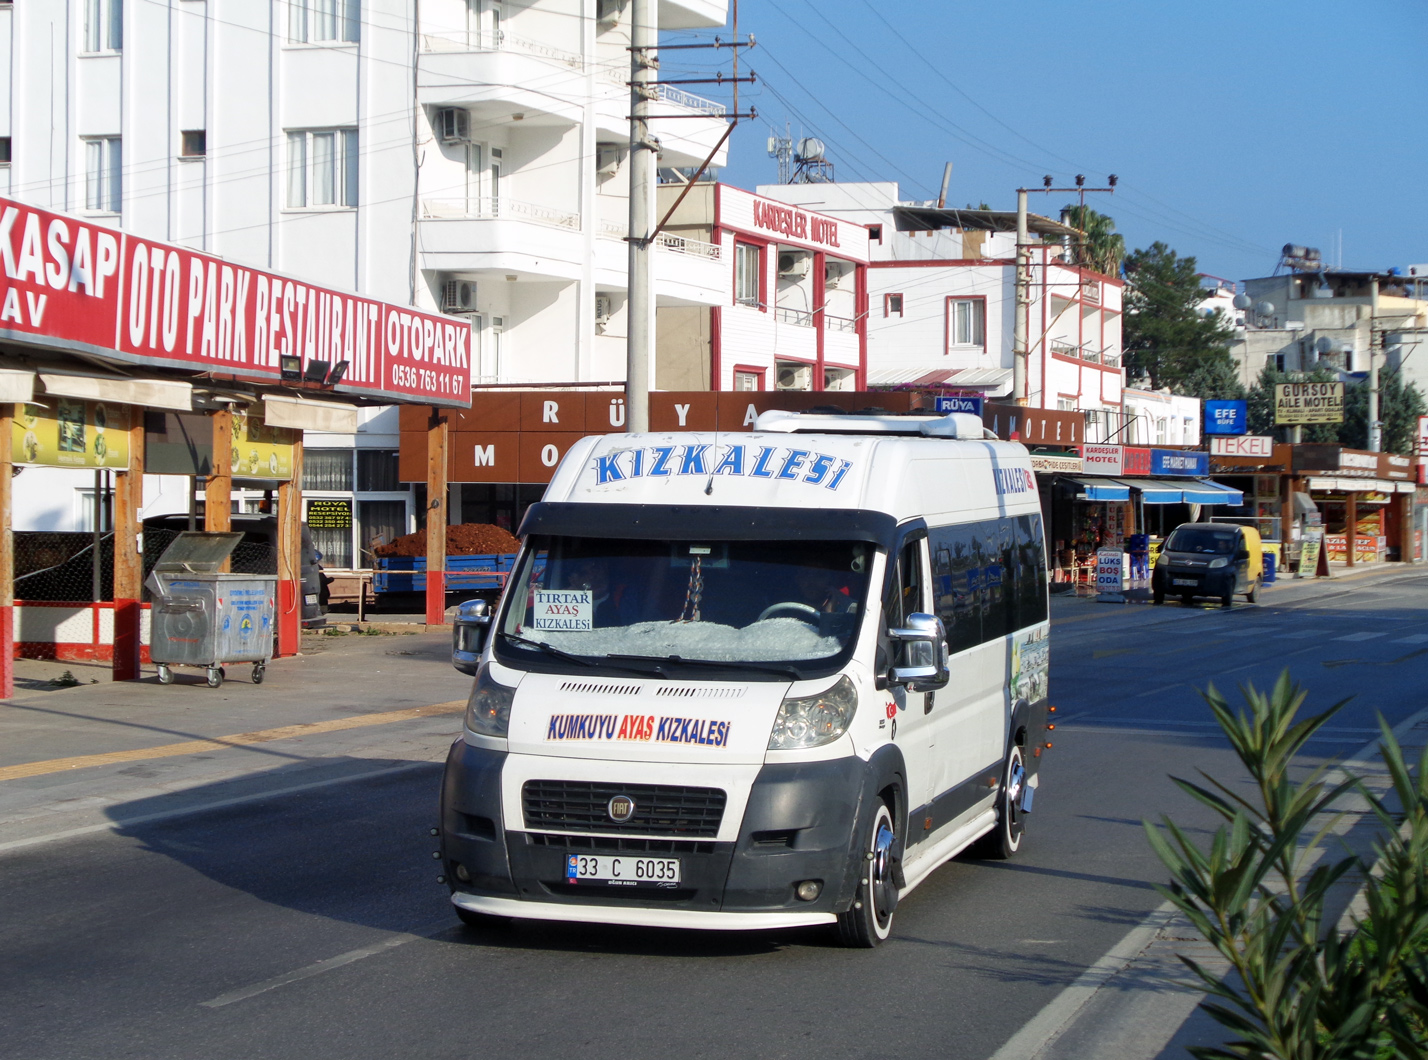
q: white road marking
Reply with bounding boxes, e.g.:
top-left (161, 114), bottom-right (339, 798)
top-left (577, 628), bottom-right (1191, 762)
top-left (1274, 630), bottom-right (1323, 639)
top-left (1336, 631), bottom-right (1386, 642)
top-left (200, 929), bottom-right (437, 1008)
top-left (1393, 634), bottom-right (1428, 644)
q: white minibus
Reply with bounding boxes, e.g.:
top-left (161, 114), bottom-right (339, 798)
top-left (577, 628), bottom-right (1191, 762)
top-left (439, 409), bottom-right (1050, 946)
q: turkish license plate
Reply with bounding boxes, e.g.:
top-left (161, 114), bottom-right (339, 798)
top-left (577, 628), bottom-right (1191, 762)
top-left (566, 854), bottom-right (681, 886)
top-left (1172, 578), bottom-right (1197, 586)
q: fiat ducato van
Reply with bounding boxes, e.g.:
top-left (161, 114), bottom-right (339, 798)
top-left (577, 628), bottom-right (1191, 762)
top-left (437, 410), bottom-right (1051, 947)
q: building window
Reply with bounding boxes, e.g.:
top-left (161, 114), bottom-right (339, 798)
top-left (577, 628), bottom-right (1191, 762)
top-left (946, 297), bottom-right (985, 349)
top-left (0, 138), bottom-right (10, 165)
top-left (84, 0), bottom-right (123, 52)
top-left (286, 129), bottom-right (358, 208)
top-left (302, 448), bottom-right (355, 491)
top-left (884, 293), bottom-right (903, 317)
top-left (84, 137), bottom-right (122, 212)
top-left (733, 368), bottom-right (764, 391)
top-left (180, 130), bottom-right (206, 158)
top-left (357, 449), bottom-right (401, 492)
top-left (868, 224), bottom-right (882, 243)
top-left (288, 0), bottom-right (360, 44)
top-left (734, 243), bottom-right (761, 307)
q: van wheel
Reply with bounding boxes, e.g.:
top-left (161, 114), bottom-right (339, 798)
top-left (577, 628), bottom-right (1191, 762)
top-left (1246, 578), bottom-right (1260, 604)
top-left (1181, 594), bottom-right (1194, 606)
top-left (1221, 591), bottom-right (1233, 609)
top-left (1152, 590), bottom-right (1164, 605)
top-left (835, 801), bottom-right (898, 948)
top-left (971, 745), bottom-right (1027, 860)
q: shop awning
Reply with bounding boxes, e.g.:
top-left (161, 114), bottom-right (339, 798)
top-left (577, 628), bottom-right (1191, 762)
top-left (1122, 478), bottom-right (1185, 504)
top-left (1067, 477), bottom-right (1130, 502)
top-left (1306, 476), bottom-right (1400, 494)
top-left (1183, 479), bottom-right (1244, 505)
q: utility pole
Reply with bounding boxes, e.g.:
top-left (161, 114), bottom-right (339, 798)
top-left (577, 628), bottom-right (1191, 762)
top-left (1013, 188), bottom-right (1029, 407)
top-left (1369, 275), bottom-right (1382, 452)
top-left (625, 0), bottom-right (657, 434)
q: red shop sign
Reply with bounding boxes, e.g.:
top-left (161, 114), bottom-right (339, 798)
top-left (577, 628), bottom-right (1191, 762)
top-left (1123, 447), bottom-right (1152, 476)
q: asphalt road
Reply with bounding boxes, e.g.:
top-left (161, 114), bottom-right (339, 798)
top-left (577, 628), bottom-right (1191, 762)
top-left (3, 571), bottom-right (1426, 1060)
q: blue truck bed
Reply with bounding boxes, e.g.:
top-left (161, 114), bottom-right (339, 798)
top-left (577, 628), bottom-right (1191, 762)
top-left (373, 553), bottom-right (518, 593)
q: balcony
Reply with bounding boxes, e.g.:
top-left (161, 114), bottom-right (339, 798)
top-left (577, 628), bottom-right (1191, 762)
top-left (594, 220), bottom-right (725, 305)
top-left (592, 75), bottom-right (729, 169)
top-left (418, 197), bottom-right (584, 280)
top-left (418, 30), bottom-right (584, 126)
top-left (1051, 340), bottom-right (1121, 370)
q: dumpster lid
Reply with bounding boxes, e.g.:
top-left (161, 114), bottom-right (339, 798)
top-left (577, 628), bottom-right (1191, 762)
top-left (152, 531), bottom-right (244, 573)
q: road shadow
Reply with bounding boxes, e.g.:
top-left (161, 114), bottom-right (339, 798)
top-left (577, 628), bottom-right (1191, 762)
top-left (102, 758), bottom-right (810, 959)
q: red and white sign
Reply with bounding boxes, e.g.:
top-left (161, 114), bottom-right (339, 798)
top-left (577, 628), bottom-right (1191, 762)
top-left (1211, 435), bottom-right (1274, 458)
top-left (1082, 444), bottom-right (1124, 475)
top-left (0, 196), bottom-right (471, 407)
top-left (717, 186), bottom-right (870, 261)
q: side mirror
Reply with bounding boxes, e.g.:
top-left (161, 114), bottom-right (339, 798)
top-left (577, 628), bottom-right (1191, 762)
top-left (1236, 548), bottom-right (1251, 561)
top-left (887, 612), bottom-right (949, 692)
top-left (452, 599), bottom-right (492, 676)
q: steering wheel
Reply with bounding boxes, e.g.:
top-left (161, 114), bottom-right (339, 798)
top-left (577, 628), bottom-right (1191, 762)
top-left (757, 601), bottom-right (821, 623)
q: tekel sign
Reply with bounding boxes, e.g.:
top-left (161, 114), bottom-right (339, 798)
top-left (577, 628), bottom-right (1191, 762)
top-left (1210, 435), bottom-right (1275, 458)
top-left (1275, 382), bottom-right (1343, 425)
top-left (0, 194), bottom-right (472, 407)
top-left (935, 395), bottom-right (983, 416)
top-left (1204, 400), bottom-right (1248, 435)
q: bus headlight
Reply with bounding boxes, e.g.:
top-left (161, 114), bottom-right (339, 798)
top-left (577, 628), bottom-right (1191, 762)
top-left (769, 675), bottom-right (857, 750)
top-left (466, 664), bottom-right (516, 737)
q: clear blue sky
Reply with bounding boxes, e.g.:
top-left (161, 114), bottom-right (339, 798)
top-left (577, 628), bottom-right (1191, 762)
top-left (666, 0), bottom-right (1428, 281)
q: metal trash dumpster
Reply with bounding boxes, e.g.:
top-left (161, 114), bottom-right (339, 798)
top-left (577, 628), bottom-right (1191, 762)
top-left (148, 531), bottom-right (277, 688)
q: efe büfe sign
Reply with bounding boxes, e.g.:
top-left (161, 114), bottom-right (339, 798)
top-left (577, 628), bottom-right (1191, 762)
top-left (0, 195), bottom-right (471, 407)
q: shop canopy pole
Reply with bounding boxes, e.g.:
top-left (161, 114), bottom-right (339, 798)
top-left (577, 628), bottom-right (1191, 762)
top-left (277, 436), bottom-right (303, 658)
top-left (1345, 491), bottom-right (1357, 568)
top-left (112, 416), bottom-right (145, 681)
top-left (0, 402), bottom-right (13, 699)
top-left (425, 411), bottom-right (449, 628)
top-left (206, 408), bottom-right (233, 571)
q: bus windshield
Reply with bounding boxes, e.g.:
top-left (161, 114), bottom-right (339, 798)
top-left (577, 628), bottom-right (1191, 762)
top-left (496, 536), bottom-right (874, 673)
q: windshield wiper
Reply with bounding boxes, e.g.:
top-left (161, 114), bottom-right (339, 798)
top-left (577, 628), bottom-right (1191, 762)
top-left (499, 633), bottom-right (649, 676)
top-left (607, 653), bottom-right (804, 680)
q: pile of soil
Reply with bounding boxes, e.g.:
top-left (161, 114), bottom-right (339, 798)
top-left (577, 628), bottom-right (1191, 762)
top-left (373, 523), bottom-right (521, 558)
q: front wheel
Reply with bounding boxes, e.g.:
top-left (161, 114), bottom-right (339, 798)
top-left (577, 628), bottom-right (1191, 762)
top-left (972, 744), bottom-right (1027, 860)
top-left (206, 667), bottom-right (224, 688)
top-left (1246, 577), bottom-right (1260, 604)
top-left (835, 801), bottom-right (898, 948)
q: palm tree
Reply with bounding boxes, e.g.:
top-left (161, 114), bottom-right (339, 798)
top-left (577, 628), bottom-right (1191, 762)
top-left (1060, 205), bottom-right (1125, 277)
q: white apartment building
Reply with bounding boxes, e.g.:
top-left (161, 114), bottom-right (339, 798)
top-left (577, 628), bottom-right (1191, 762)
top-left (0, 0), bottom-right (730, 562)
top-left (1121, 387), bottom-right (1201, 447)
top-left (759, 181), bottom-right (1127, 440)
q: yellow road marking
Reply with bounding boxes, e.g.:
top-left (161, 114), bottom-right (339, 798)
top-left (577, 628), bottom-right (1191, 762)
top-left (0, 701), bottom-right (466, 783)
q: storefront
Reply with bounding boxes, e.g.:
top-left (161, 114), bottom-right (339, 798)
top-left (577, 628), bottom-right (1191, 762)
top-left (1292, 445), bottom-right (1416, 566)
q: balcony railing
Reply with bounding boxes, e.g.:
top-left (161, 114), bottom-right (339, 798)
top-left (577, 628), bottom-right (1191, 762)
top-left (776, 307), bottom-right (814, 327)
top-left (596, 66), bottom-right (726, 117)
top-left (419, 29), bottom-right (584, 70)
top-left (824, 314), bottom-right (857, 333)
top-left (596, 220), bottom-right (722, 260)
top-left (420, 197), bottom-right (580, 230)
top-left (1051, 339), bottom-right (1121, 369)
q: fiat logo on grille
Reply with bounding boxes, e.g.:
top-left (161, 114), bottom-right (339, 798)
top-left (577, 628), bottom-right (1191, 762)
top-left (607, 795), bottom-right (636, 823)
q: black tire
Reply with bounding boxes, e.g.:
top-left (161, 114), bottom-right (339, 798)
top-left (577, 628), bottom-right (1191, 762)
top-left (252, 662), bottom-right (266, 685)
top-left (1221, 591), bottom-right (1233, 609)
top-left (1152, 591), bottom-right (1164, 605)
top-left (206, 667), bottom-right (223, 688)
top-left (835, 800), bottom-right (898, 948)
top-left (157, 664), bottom-right (173, 685)
top-left (1181, 594), bottom-right (1194, 606)
top-left (1246, 578), bottom-right (1260, 604)
top-left (455, 905), bottom-right (511, 930)
top-left (972, 744), bottom-right (1027, 860)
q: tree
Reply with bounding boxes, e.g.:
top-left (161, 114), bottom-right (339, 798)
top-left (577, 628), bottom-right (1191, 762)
top-left (1341, 368), bottom-right (1426, 453)
top-left (1061, 204), bottom-right (1125, 277)
top-left (1123, 242), bottom-right (1242, 399)
top-left (1246, 364), bottom-right (1340, 442)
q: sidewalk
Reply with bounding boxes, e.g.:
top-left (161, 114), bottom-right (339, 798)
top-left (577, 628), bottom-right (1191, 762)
top-left (0, 628), bottom-right (473, 852)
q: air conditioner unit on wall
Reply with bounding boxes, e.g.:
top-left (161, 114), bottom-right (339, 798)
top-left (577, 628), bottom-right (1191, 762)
top-left (436, 108), bottom-right (471, 145)
top-left (778, 252), bottom-right (810, 277)
top-left (825, 260), bottom-right (850, 288)
top-left (594, 295), bottom-right (613, 323)
top-left (775, 364), bottom-right (812, 391)
top-left (596, 144), bottom-right (621, 180)
top-left (442, 279), bottom-right (477, 314)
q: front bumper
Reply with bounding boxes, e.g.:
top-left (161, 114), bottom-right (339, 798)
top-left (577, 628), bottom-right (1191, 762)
top-left (1155, 567), bottom-right (1233, 596)
top-left (439, 739), bottom-right (869, 926)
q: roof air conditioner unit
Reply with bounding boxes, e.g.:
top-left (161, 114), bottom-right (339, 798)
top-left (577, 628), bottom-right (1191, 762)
top-left (824, 261), bottom-right (849, 288)
top-left (775, 364), bottom-right (811, 391)
top-left (596, 144), bottom-right (621, 180)
top-left (778, 252), bottom-right (810, 277)
top-left (436, 108), bottom-right (471, 145)
top-left (442, 279), bottom-right (477, 314)
top-left (594, 294), bottom-right (613, 323)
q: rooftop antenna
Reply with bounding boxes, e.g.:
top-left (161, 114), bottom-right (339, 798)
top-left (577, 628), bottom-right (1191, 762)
top-left (767, 122), bottom-right (793, 184)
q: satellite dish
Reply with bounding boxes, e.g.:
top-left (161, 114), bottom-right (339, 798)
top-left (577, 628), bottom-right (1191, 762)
top-left (1232, 293), bottom-right (1252, 310)
top-left (796, 137), bottom-right (825, 162)
top-left (1314, 336), bottom-right (1334, 354)
top-left (1254, 300), bottom-right (1275, 317)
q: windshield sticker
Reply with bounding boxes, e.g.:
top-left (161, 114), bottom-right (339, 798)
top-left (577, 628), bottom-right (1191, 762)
top-left (532, 590), bottom-right (593, 631)
top-left (592, 443), bottom-right (852, 490)
top-left (546, 712), bottom-right (732, 747)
